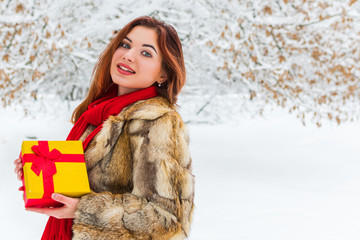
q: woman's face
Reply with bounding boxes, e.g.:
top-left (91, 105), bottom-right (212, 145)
top-left (110, 26), bottom-right (165, 95)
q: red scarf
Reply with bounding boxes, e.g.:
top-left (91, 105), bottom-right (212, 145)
top-left (41, 85), bottom-right (158, 240)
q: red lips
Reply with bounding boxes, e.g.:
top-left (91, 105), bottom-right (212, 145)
top-left (117, 63), bottom-right (135, 75)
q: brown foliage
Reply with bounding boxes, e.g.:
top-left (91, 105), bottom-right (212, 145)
top-left (208, 0), bottom-right (360, 126)
top-left (0, 2), bottom-right (93, 107)
top-left (15, 4), bottom-right (25, 13)
top-left (350, 0), bottom-right (357, 6)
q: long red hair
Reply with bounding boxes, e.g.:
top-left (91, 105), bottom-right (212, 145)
top-left (71, 16), bottom-right (186, 123)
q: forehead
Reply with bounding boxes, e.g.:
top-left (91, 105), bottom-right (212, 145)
top-left (126, 26), bottom-right (159, 45)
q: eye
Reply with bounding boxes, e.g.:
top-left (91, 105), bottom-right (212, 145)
top-left (141, 51), bottom-right (151, 57)
top-left (119, 42), bottom-right (130, 49)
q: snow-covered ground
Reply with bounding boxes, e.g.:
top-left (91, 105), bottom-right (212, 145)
top-left (1, 107), bottom-right (360, 239)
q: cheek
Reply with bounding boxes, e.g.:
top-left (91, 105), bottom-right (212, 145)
top-left (111, 49), bottom-right (123, 64)
top-left (145, 61), bottom-right (163, 77)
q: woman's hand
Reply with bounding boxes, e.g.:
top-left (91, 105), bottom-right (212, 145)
top-left (26, 193), bottom-right (80, 219)
top-left (15, 158), bottom-right (80, 218)
top-left (14, 158), bottom-right (23, 181)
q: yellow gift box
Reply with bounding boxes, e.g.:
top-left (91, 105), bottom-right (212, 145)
top-left (20, 140), bottom-right (90, 207)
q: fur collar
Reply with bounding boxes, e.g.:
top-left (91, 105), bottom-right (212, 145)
top-left (119, 96), bottom-right (175, 120)
top-left (84, 96), bottom-right (175, 166)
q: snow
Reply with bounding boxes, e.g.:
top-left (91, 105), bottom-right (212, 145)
top-left (4, 0), bottom-right (360, 125)
top-left (2, 0), bottom-right (360, 238)
top-left (189, 120), bottom-right (360, 239)
top-left (1, 107), bottom-right (360, 239)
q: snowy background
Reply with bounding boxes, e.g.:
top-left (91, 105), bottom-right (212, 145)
top-left (1, 107), bottom-right (360, 239)
top-left (1, 0), bottom-right (360, 239)
top-left (2, 0), bottom-right (360, 125)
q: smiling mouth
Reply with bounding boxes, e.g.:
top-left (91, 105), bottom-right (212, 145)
top-left (118, 65), bottom-right (135, 74)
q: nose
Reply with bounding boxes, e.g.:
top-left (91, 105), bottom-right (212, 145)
top-left (122, 49), bottom-right (135, 62)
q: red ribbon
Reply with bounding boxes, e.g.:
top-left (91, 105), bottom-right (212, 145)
top-left (30, 141), bottom-right (61, 198)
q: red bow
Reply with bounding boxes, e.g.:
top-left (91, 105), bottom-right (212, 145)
top-left (31, 143), bottom-right (61, 178)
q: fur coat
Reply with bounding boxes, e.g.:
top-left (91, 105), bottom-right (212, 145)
top-left (72, 96), bottom-right (195, 240)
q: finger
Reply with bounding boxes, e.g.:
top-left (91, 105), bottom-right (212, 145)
top-left (25, 207), bottom-right (50, 215)
top-left (14, 158), bottom-right (21, 165)
top-left (25, 207), bottom-right (62, 217)
top-left (17, 171), bottom-right (23, 181)
top-left (52, 193), bottom-right (74, 206)
top-left (14, 159), bottom-right (22, 167)
top-left (14, 164), bottom-right (19, 173)
top-left (14, 164), bottom-right (22, 174)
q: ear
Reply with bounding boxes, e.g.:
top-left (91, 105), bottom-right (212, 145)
top-left (158, 71), bottom-right (167, 84)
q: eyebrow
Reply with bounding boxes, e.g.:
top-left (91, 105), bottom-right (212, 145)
top-left (124, 37), bottom-right (157, 54)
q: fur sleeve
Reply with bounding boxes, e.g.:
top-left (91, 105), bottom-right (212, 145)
top-left (72, 112), bottom-right (195, 240)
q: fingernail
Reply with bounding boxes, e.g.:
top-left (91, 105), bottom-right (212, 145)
top-left (52, 193), bottom-right (57, 199)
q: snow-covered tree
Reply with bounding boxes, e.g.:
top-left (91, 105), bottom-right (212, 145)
top-left (203, 0), bottom-right (360, 126)
top-left (1, 0), bottom-right (360, 126)
top-left (0, 0), bottom-right (100, 109)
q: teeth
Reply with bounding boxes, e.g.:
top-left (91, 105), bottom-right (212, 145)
top-left (118, 65), bottom-right (135, 73)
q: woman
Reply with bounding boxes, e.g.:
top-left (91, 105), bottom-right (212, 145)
top-left (14, 16), bottom-right (194, 240)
